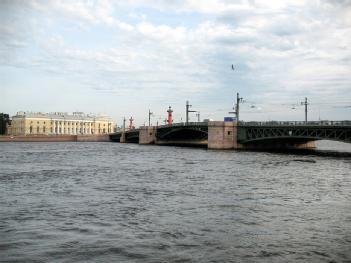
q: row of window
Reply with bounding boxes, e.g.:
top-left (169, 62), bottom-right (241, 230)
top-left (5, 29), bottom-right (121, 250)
top-left (29, 121), bottom-right (110, 126)
top-left (28, 126), bottom-right (110, 134)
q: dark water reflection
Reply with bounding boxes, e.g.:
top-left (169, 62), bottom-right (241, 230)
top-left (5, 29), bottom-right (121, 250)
top-left (1, 142), bottom-right (351, 262)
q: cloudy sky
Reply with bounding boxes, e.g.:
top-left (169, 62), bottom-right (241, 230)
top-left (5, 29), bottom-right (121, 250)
top-left (1, 0), bottom-right (351, 125)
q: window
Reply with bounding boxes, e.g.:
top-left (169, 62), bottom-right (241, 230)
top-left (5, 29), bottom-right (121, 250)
top-left (227, 131), bottom-right (232, 135)
top-left (37, 127), bottom-right (40, 133)
top-left (43, 127), bottom-right (46, 133)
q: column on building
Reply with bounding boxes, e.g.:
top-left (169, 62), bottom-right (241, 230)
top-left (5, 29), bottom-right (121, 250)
top-left (60, 121), bottom-right (63, 134)
top-left (55, 120), bottom-right (58, 135)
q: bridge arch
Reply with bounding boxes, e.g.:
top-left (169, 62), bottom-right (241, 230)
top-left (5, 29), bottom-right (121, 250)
top-left (156, 125), bottom-right (208, 147)
top-left (157, 127), bottom-right (208, 141)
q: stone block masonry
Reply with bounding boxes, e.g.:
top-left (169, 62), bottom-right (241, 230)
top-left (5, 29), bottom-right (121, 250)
top-left (208, 121), bottom-right (243, 149)
top-left (139, 126), bottom-right (157, 144)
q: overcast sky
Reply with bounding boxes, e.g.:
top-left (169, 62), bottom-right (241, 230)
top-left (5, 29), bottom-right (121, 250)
top-left (1, 0), bottom-right (351, 125)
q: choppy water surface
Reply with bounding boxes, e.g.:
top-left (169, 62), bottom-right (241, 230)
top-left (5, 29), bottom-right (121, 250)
top-left (1, 142), bottom-right (351, 263)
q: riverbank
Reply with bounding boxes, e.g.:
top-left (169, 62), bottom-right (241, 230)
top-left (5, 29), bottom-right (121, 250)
top-left (0, 134), bottom-right (111, 142)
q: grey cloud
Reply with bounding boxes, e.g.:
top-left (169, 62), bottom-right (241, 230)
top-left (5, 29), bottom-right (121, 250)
top-left (323, 0), bottom-right (351, 6)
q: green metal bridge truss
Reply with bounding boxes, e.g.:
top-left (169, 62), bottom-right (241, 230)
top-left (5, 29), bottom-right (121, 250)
top-left (238, 121), bottom-right (351, 144)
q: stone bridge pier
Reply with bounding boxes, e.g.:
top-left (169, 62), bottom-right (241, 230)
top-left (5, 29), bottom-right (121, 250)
top-left (208, 121), bottom-right (242, 149)
top-left (139, 126), bottom-right (157, 144)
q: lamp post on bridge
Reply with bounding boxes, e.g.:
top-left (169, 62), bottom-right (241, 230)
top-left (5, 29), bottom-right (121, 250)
top-left (148, 109), bottom-right (153, 127)
top-left (196, 111), bottom-right (200, 122)
top-left (301, 97), bottom-right (309, 123)
top-left (229, 92), bottom-right (244, 121)
top-left (186, 100), bottom-right (197, 124)
top-left (123, 117), bottom-right (126, 132)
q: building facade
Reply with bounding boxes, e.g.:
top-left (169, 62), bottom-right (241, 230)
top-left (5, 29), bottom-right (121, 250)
top-left (8, 112), bottom-right (114, 135)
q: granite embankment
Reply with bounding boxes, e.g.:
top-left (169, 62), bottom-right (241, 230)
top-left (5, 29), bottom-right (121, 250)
top-left (0, 135), bottom-right (110, 142)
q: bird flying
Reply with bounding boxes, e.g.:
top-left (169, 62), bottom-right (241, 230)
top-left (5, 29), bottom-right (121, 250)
top-left (231, 64), bottom-right (235, 70)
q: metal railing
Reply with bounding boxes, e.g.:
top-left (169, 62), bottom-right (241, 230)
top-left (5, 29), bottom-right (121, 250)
top-left (239, 120), bottom-right (351, 126)
top-left (156, 122), bottom-right (208, 129)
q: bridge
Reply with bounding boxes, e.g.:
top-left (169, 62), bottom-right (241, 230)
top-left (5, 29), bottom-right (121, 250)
top-left (237, 121), bottom-right (351, 150)
top-left (110, 121), bottom-right (351, 150)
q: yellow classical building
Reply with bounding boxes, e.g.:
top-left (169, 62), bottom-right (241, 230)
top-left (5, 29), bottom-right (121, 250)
top-left (8, 111), bottom-right (114, 135)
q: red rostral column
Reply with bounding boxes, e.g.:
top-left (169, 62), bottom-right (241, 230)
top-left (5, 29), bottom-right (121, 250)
top-left (129, 116), bottom-right (134, 129)
top-left (167, 106), bottom-right (173, 125)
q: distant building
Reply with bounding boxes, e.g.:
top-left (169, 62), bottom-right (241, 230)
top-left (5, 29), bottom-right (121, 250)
top-left (0, 113), bottom-right (10, 135)
top-left (7, 111), bottom-right (114, 135)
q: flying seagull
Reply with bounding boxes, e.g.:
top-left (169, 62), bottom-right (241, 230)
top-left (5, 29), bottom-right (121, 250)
top-left (231, 64), bottom-right (235, 70)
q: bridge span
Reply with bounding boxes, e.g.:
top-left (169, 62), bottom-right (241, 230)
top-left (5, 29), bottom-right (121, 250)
top-left (237, 121), bottom-right (351, 150)
top-left (110, 121), bottom-right (351, 150)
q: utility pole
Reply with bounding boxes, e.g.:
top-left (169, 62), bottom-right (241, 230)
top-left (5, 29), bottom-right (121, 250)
top-left (186, 100), bottom-right (197, 123)
top-left (229, 92), bottom-right (243, 121)
top-left (148, 109), bottom-right (153, 126)
top-left (301, 97), bottom-right (309, 123)
top-left (123, 117), bottom-right (126, 132)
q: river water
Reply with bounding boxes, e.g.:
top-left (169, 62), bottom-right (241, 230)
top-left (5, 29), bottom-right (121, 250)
top-left (1, 141), bottom-right (351, 263)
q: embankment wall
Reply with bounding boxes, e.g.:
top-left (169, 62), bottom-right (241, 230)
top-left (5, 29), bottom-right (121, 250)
top-left (0, 135), bottom-right (111, 142)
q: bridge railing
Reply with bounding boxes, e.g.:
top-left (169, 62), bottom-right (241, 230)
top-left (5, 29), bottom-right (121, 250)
top-left (157, 122), bottom-right (208, 128)
top-left (239, 120), bottom-right (351, 126)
